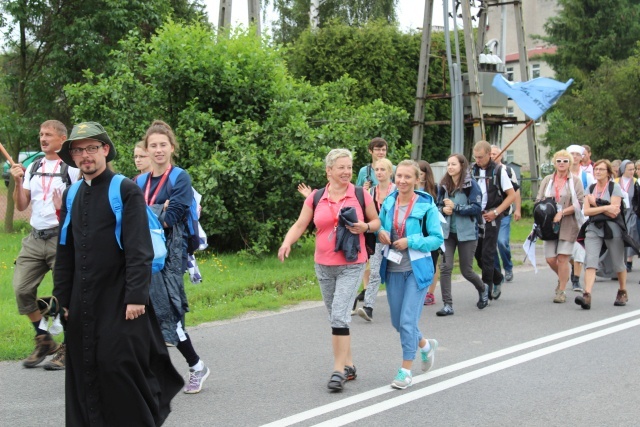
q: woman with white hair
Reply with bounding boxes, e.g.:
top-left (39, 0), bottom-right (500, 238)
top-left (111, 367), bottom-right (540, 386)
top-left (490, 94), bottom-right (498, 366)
top-left (279, 149), bottom-right (380, 392)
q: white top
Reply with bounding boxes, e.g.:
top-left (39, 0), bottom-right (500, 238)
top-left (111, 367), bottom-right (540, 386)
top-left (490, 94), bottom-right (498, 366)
top-left (23, 158), bottom-right (80, 230)
top-left (580, 163), bottom-right (594, 177)
top-left (476, 166), bottom-right (514, 210)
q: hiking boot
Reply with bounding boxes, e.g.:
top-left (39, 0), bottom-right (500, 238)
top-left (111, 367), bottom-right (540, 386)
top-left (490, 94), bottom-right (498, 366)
top-left (344, 365), bottom-right (357, 381)
top-left (391, 369), bottom-right (412, 390)
top-left (492, 278), bottom-right (503, 300)
top-left (184, 365), bottom-right (210, 394)
top-left (436, 304), bottom-right (454, 317)
top-left (327, 371), bottom-right (346, 391)
top-left (614, 289), bottom-right (628, 307)
top-left (505, 270), bottom-right (514, 282)
top-left (553, 289), bottom-right (566, 304)
top-left (424, 292), bottom-right (436, 306)
top-left (420, 339), bottom-right (439, 373)
top-left (23, 334), bottom-right (60, 368)
top-left (357, 306), bottom-right (373, 322)
top-left (477, 284), bottom-right (489, 309)
top-left (626, 262), bottom-right (632, 272)
top-left (43, 343), bottom-right (66, 371)
top-left (575, 292), bottom-right (591, 310)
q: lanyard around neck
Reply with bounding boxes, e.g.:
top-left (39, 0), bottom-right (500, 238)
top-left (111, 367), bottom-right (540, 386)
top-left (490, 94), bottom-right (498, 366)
top-left (394, 194), bottom-right (417, 239)
top-left (41, 160), bottom-right (61, 202)
top-left (144, 165), bottom-right (172, 206)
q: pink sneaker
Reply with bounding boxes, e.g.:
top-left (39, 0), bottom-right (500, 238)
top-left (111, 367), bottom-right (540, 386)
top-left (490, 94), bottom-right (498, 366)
top-left (424, 293), bottom-right (435, 306)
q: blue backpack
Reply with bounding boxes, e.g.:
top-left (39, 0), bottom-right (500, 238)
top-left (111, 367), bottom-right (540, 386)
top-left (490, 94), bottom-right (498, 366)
top-left (136, 167), bottom-right (204, 255)
top-left (60, 175), bottom-right (167, 274)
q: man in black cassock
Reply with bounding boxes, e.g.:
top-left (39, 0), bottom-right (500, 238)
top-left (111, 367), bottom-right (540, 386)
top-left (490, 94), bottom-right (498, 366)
top-left (53, 122), bottom-right (183, 426)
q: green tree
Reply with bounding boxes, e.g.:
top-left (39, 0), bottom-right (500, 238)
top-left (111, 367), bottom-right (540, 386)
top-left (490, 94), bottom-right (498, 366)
top-left (65, 23), bottom-right (410, 253)
top-left (266, 0), bottom-right (398, 44)
top-left (539, 0), bottom-right (640, 82)
top-left (286, 20), bottom-right (453, 162)
top-left (543, 50), bottom-right (640, 160)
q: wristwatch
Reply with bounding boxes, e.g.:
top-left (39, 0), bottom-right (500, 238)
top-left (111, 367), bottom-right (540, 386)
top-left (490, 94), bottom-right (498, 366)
top-left (493, 209), bottom-right (499, 216)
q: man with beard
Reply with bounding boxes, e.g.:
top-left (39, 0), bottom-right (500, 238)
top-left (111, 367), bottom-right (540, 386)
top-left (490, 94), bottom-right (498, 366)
top-left (54, 122), bottom-right (183, 426)
top-left (10, 120), bottom-right (79, 370)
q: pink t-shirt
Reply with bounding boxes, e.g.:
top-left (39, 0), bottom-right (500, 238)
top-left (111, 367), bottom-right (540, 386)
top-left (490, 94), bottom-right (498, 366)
top-left (304, 184), bottom-right (373, 265)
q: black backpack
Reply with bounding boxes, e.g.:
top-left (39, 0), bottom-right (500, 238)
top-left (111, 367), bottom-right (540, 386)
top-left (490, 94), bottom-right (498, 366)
top-left (533, 197), bottom-right (558, 240)
top-left (29, 158), bottom-right (72, 188)
top-left (312, 186), bottom-right (376, 258)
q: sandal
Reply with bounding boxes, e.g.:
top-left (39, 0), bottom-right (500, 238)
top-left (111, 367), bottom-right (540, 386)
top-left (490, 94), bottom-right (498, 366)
top-left (327, 371), bottom-right (346, 391)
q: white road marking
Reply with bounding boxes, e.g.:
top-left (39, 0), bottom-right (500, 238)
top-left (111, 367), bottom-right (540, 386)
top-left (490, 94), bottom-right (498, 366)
top-left (312, 318), bottom-right (640, 426)
top-left (260, 310), bottom-right (640, 427)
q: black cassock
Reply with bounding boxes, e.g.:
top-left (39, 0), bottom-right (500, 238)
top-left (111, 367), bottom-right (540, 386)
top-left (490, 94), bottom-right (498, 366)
top-left (54, 169), bottom-right (183, 427)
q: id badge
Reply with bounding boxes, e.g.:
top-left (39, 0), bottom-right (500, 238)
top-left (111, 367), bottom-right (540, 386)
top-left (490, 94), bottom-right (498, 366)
top-left (388, 249), bottom-right (403, 264)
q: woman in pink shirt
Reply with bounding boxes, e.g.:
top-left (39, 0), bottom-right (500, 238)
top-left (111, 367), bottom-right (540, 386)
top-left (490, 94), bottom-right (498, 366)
top-left (279, 149), bottom-right (380, 392)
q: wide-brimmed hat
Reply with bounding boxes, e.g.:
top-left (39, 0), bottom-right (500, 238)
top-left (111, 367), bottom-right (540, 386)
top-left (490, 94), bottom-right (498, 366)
top-left (57, 121), bottom-right (116, 166)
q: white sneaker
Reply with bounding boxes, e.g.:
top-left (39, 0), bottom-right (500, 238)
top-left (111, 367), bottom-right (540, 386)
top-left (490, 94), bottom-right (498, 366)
top-left (391, 369), bottom-right (412, 389)
top-left (421, 339), bottom-right (439, 372)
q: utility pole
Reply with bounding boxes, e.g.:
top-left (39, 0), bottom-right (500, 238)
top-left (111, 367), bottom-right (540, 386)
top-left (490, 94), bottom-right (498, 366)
top-left (218, 0), bottom-right (233, 31)
top-left (248, 0), bottom-right (261, 36)
top-left (218, 0), bottom-right (261, 37)
top-left (410, 0), bottom-right (434, 160)
top-left (461, 0), bottom-right (485, 144)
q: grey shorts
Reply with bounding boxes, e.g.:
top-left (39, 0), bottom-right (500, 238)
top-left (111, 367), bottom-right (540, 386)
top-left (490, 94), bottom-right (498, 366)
top-left (584, 232), bottom-right (626, 272)
top-left (315, 263), bottom-right (366, 329)
top-left (572, 242), bottom-right (586, 263)
top-left (543, 240), bottom-right (575, 258)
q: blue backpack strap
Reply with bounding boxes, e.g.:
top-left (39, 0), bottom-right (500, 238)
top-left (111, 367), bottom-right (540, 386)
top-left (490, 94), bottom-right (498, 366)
top-left (59, 181), bottom-right (83, 245)
top-left (136, 172), bottom-right (150, 189)
top-left (109, 175), bottom-right (126, 250)
top-left (167, 166), bottom-right (183, 188)
top-left (581, 171), bottom-right (587, 190)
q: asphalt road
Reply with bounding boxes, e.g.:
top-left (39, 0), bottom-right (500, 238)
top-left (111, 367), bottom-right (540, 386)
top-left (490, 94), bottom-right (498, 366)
top-left (2, 262), bottom-right (640, 426)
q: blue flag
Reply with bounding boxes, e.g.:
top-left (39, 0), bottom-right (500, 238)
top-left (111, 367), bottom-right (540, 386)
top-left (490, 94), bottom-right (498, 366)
top-left (492, 75), bottom-right (573, 120)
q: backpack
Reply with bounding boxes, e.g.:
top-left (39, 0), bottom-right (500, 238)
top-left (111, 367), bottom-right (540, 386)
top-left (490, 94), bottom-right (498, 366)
top-left (60, 175), bottom-right (167, 274)
top-left (136, 167), bottom-right (206, 255)
top-left (313, 186), bottom-right (376, 257)
top-left (29, 158), bottom-right (73, 188)
top-left (533, 197), bottom-right (559, 241)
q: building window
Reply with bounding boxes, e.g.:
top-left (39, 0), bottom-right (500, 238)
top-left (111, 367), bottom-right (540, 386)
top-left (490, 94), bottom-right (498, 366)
top-left (505, 106), bottom-right (515, 127)
top-left (506, 66), bottom-right (514, 81)
top-left (506, 150), bottom-right (515, 164)
top-left (531, 63), bottom-right (540, 79)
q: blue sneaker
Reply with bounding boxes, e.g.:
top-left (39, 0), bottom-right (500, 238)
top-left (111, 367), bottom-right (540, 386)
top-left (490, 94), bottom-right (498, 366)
top-left (391, 369), bottom-right (412, 389)
top-left (421, 339), bottom-right (439, 372)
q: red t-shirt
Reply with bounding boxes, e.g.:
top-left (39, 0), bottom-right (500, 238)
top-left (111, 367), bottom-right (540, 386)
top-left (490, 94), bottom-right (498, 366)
top-left (304, 184), bottom-right (373, 265)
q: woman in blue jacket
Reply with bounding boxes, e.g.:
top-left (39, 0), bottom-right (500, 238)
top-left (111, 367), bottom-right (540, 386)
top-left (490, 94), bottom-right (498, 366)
top-left (436, 154), bottom-right (488, 316)
top-left (378, 160), bottom-right (444, 389)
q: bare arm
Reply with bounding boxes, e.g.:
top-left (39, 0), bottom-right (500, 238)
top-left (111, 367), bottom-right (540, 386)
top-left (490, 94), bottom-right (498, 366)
top-left (10, 164), bottom-right (30, 211)
top-left (513, 189), bottom-right (522, 221)
top-left (278, 204), bottom-right (314, 262)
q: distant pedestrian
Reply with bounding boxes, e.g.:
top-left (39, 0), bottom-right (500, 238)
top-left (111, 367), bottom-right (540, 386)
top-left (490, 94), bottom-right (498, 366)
top-left (615, 160), bottom-right (640, 272)
top-left (133, 140), bottom-right (152, 177)
top-left (54, 121), bottom-right (183, 426)
top-left (416, 160), bottom-right (441, 307)
top-left (535, 150), bottom-right (584, 303)
top-left (576, 160), bottom-right (628, 309)
top-left (436, 154), bottom-right (487, 316)
top-left (278, 148), bottom-right (380, 392)
top-left (490, 145), bottom-right (521, 283)
top-left (377, 160), bottom-right (443, 389)
top-left (355, 137), bottom-right (391, 191)
top-left (580, 145), bottom-right (595, 176)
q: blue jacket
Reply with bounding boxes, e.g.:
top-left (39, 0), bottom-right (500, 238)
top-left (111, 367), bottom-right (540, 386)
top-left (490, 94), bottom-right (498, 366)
top-left (378, 190), bottom-right (444, 290)
top-left (438, 175), bottom-right (482, 242)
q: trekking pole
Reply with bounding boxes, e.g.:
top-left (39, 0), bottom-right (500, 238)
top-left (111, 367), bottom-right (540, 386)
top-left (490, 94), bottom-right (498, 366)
top-left (0, 141), bottom-right (16, 166)
top-left (497, 119), bottom-right (534, 160)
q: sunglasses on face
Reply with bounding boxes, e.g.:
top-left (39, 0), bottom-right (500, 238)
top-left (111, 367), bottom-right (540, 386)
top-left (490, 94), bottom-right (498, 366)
top-left (556, 159), bottom-right (570, 164)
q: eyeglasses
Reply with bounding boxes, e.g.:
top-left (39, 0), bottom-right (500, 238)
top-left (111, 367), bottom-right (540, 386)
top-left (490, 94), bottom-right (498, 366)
top-left (555, 159), bottom-right (570, 164)
top-left (70, 144), bottom-right (103, 156)
top-left (593, 168), bottom-right (608, 172)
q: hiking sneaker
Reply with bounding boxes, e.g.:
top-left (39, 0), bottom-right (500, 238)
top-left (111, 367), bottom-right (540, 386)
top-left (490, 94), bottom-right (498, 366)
top-left (43, 343), bottom-right (66, 370)
top-left (614, 289), bottom-right (628, 307)
top-left (357, 306), bottom-right (373, 322)
top-left (477, 284), bottom-right (489, 309)
top-left (391, 369), bottom-right (412, 390)
top-left (184, 365), bottom-right (210, 394)
top-left (436, 304), bottom-right (454, 317)
top-left (23, 334), bottom-right (60, 368)
top-left (492, 278), bottom-right (503, 300)
top-left (424, 292), bottom-right (436, 306)
top-left (553, 289), bottom-right (566, 304)
top-left (351, 289), bottom-right (365, 315)
top-left (626, 262), bottom-right (632, 272)
top-left (344, 365), bottom-right (357, 381)
top-left (571, 275), bottom-right (583, 293)
top-left (328, 371), bottom-right (346, 391)
top-left (420, 339), bottom-right (439, 373)
top-left (505, 270), bottom-right (514, 282)
top-left (575, 292), bottom-right (592, 310)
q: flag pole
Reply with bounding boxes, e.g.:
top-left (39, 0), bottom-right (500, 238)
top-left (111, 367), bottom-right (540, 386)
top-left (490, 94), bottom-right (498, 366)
top-left (497, 119), bottom-right (534, 160)
top-left (0, 141), bottom-right (16, 166)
